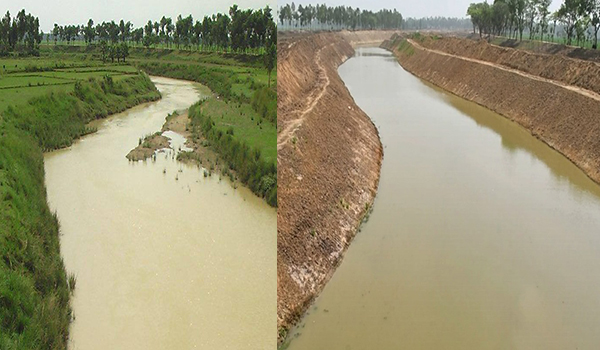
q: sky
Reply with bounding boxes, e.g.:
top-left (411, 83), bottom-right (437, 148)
top-left (2, 0), bottom-right (276, 32)
top-left (279, 0), bottom-right (563, 19)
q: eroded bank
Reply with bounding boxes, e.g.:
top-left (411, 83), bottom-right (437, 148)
top-left (277, 31), bottom-right (393, 340)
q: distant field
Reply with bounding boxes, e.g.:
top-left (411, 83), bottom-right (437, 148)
top-left (0, 52), bottom-right (139, 112)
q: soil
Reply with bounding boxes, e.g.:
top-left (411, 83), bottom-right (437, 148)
top-left (277, 31), bottom-right (392, 343)
top-left (415, 35), bottom-right (600, 96)
top-left (126, 111), bottom-right (221, 172)
top-left (384, 33), bottom-right (600, 186)
top-left (126, 134), bottom-right (170, 161)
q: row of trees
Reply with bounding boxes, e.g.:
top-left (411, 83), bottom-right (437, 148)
top-left (98, 41), bottom-right (129, 62)
top-left (467, 0), bottom-right (600, 47)
top-left (50, 6), bottom-right (276, 53)
top-left (0, 10), bottom-right (42, 55)
top-left (278, 3), bottom-right (403, 30)
top-left (402, 17), bottom-right (472, 30)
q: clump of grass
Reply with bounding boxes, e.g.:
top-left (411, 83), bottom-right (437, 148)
top-left (68, 274), bottom-right (77, 294)
top-left (340, 198), bottom-right (349, 210)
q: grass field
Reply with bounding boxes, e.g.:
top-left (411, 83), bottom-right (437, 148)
top-left (201, 98), bottom-right (276, 163)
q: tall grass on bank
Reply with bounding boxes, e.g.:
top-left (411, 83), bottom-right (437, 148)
top-left (135, 61), bottom-right (276, 125)
top-left (4, 73), bottom-right (160, 151)
top-left (189, 101), bottom-right (277, 206)
top-left (0, 73), bottom-right (159, 349)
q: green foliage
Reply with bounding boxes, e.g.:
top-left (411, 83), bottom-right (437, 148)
top-left (0, 72), bottom-right (159, 348)
top-left (189, 101), bottom-right (277, 206)
top-left (0, 124), bottom-right (71, 349)
top-left (0, 10), bottom-right (43, 56)
top-left (251, 86), bottom-right (276, 124)
top-left (4, 73), bottom-right (160, 151)
top-left (136, 61), bottom-right (234, 99)
top-left (278, 3), bottom-right (402, 30)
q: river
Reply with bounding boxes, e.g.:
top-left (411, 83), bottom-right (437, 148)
top-left (44, 77), bottom-right (275, 349)
top-left (285, 47), bottom-right (600, 349)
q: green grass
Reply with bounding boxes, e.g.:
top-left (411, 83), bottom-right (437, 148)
top-left (201, 98), bottom-right (276, 163)
top-left (0, 53), bottom-right (141, 113)
top-left (0, 71), bottom-right (159, 349)
top-left (128, 46), bottom-right (277, 207)
top-left (189, 101), bottom-right (277, 206)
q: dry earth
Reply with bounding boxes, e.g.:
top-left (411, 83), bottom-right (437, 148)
top-left (384, 33), bottom-right (600, 185)
top-left (279, 30), bottom-right (600, 344)
top-left (277, 31), bottom-right (395, 342)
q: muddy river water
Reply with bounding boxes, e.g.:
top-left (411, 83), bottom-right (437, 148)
top-left (285, 47), bottom-right (600, 349)
top-left (44, 77), bottom-right (275, 349)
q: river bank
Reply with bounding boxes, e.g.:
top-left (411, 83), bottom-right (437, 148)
top-left (0, 73), bottom-right (159, 348)
top-left (46, 77), bottom-right (276, 349)
top-left (277, 31), bottom-right (392, 341)
top-left (383, 34), bottom-right (600, 187)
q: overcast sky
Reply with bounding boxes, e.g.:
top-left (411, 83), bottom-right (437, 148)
top-left (278, 0), bottom-right (563, 19)
top-left (3, 0), bottom-right (276, 32)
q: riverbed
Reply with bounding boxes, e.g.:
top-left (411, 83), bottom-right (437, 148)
top-left (285, 47), bottom-right (600, 349)
top-left (44, 77), bottom-right (275, 349)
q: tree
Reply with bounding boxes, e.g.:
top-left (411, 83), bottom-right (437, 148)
top-left (84, 19), bottom-right (95, 44)
top-left (557, 0), bottom-right (589, 45)
top-left (264, 42), bottom-right (275, 87)
top-left (99, 40), bottom-right (108, 61)
top-left (592, 0), bottom-right (600, 48)
top-left (537, 0), bottom-right (552, 41)
top-left (119, 42), bottom-right (129, 62)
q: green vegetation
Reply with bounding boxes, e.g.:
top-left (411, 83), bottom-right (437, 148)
top-left (278, 3), bottom-right (403, 30)
top-left (48, 6), bottom-right (276, 54)
top-left (189, 100), bottom-right (276, 206)
top-left (0, 5), bottom-right (277, 346)
top-left (0, 64), bottom-right (159, 347)
top-left (131, 46), bottom-right (277, 207)
top-left (0, 10), bottom-right (42, 56)
top-left (467, 0), bottom-right (600, 48)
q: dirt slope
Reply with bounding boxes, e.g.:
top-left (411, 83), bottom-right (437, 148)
top-left (385, 34), bottom-right (600, 185)
top-left (419, 36), bottom-right (600, 96)
top-left (277, 31), bottom-right (389, 341)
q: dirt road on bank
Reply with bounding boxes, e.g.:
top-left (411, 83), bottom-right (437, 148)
top-left (386, 34), bottom-right (600, 185)
top-left (277, 31), bottom-right (392, 342)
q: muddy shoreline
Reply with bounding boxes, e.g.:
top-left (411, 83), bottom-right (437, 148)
top-left (277, 31), bottom-right (392, 342)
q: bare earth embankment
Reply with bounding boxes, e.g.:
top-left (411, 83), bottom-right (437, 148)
top-left (384, 34), bottom-right (600, 184)
top-left (277, 31), bottom-right (392, 341)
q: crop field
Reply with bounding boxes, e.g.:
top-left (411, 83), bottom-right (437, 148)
top-left (0, 54), bottom-right (139, 113)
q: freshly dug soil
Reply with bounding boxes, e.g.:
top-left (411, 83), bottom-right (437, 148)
top-left (384, 34), bottom-right (600, 185)
top-left (277, 31), bottom-right (391, 342)
top-left (417, 35), bottom-right (600, 96)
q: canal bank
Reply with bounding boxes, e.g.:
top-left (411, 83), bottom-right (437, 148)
top-left (284, 46), bottom-right (600, 349)
top-left (277, 31), bottom-right (389, 341)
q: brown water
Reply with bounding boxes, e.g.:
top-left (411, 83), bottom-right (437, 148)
top-left (44, 77), bottom-right (275, 350)
top-left (285, 47), bottom-right (600, 349)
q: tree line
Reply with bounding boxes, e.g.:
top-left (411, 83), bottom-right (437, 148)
top-left (467, 0), bottom-right (600, 48)
top-left (278, 3), bottom-right (403, 30)
top-left (0, 10), bottom-right (42, 55)
top-left (50, 5), bottom-right (276, 53)
top-left (402, 17), bottom-right (472, 30)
